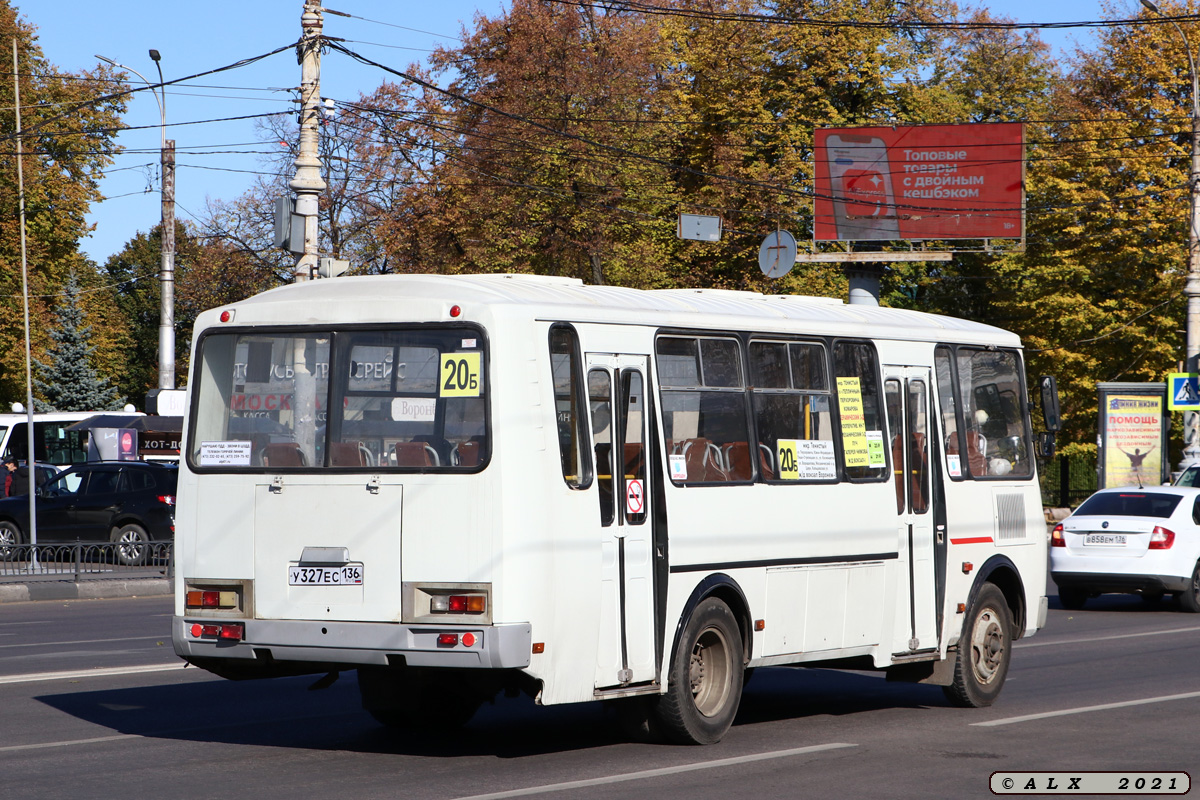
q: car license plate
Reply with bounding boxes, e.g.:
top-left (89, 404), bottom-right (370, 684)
top-left (288, 565), bottom-right (364, 586)
top-left (1083, 533), bottom-right (1126, 546)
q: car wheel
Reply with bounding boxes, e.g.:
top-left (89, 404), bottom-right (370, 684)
top-left (111, 524), bottom-right (150, 567)
top-left (0, 520), bottom-right (22, 558)
top-left (943, 583), bottom-right (1012, 708)
top-left (1179, 562), bottom-right (1200, 614)
top-left (1057, 586), bottom-right (1088, 610)
top-left (653, 596), bottom-right (744, 744)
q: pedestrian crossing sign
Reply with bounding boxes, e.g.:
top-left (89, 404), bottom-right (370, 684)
top-left (1168, 372), bottom-right (1200, 410)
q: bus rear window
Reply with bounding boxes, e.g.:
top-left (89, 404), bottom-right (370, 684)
top-left (189, 327), bottom-right (488, 470)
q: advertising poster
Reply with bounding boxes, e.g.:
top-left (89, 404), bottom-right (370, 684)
top-left (814, 123), bottom-right (1024, 241)
top-left (1097, 383), bottom-right (1168, 489)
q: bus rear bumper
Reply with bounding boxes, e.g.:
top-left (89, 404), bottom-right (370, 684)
top-left (173, 616), bottom-right (532, 671)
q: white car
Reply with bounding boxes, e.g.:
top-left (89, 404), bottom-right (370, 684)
top-left (1051, 486), bottom-right (1200, 611)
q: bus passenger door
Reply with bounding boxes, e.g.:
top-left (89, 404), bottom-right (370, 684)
top-left (587, 354), bottom-right (657, 688)
top-left (884, 367), bottom-right (938, 654)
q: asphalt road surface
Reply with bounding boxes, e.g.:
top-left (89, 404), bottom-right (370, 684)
top-left (1, 590), bottom-right (1197, 800)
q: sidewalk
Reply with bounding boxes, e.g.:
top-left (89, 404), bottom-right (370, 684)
top-left (0, 569), bottom-right (171, 604)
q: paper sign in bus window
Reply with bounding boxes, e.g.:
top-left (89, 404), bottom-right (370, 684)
top-left (865, 430), bottom-right (886, 467)
top-left (199, 441), bottom-right (252, 466)
top-left (439, 352), bottom-right (482, 397)
top-left (778, 438), bottom-right (837, 480)
top-left (836, 377), bottom-right (870, 467)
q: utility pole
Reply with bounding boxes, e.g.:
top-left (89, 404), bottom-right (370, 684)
top-left (152, 49), bottom-right (176, 390)
top-left (290, 1), bottom-right (326, 282)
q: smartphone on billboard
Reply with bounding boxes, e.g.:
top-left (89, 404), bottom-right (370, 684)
top-left (825, 134), bottom-right (901, 240)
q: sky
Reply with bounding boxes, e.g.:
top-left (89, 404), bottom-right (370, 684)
top-left (26, 1), bottom-right (1142, 266)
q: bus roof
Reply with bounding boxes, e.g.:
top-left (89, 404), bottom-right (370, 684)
top-left (199, 273), bottom-right (1022, 348)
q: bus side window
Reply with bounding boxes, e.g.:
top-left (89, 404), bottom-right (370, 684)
top-left (750, 340), bottom-right (832, 483)
top-left (589, 368), bottom-right (615, 526)
top-left (833, 341), bottom-right (888, 481)
top-left (549, 325), bottom-right (593, 489)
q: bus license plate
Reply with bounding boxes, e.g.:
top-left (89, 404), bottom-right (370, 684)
top-left (1083, 534), bottom-right (1126, 546)
top-left (288, 565), bottom-right (364, 586)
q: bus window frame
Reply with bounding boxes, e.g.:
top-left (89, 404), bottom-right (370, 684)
top-left (186, 322), bottom-right (492, 474)
top-left (831, 337), bottom-right (891, 484)
top-left (935, 343), bottom-right (1034, 482)
top-left (549, 323), bottom-right (594, 491)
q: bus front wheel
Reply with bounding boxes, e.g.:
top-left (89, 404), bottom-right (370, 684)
top-left (655, 596), bottom-right (744, 744)
top-left (943, 583), bottom-right (1012, 708)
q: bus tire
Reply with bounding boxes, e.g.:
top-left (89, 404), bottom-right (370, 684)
top-left (1179, 562), bottom-right (1200, 614)
top-left (655, 596), bottom-right (743, 744)
top-left (357, 666), bottom-right (481, 731)
top-left (943, 583), bottom-right (1012, 708)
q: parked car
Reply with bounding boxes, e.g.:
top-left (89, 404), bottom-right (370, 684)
top-left (1051, 486), bottom-right (1200, 611)
top-left (1174, 465), bottom-right (1200, 487)
top-left (0, 461), bottom-right (177, 565)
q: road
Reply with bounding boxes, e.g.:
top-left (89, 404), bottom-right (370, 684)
top-left (0, 590), bottom-right (1197, 800)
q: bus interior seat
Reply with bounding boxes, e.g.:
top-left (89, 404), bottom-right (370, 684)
top-left (623, 443), bottom-right (644, 478)
top-left (722, 441), bottom-right (753, 481)
top-left (454, 439), bottom-right (483, 467)
top-left (892, 434), bottom-right (905, 511)
top-left (758, 443), bottom-right (775, 480)
top-left (263, 442), bottom-right (307, 467)
top-left (681, 437), bottom-right (725, 481)
top-left (395, 441), bottom-right (440, 467)
top-left (329, 441), bottom-right (365, 467)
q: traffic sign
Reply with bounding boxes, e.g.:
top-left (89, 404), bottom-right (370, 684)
top-left (758, 230), bottom-right (797, 278)
top-left (1168, 372), bottom-right (1200, 411)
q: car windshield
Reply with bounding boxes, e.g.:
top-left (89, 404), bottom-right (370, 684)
top-left (1175, 466), bottom-right (1200, 487)
top-left (1074, 492), bottom-right (1182, 519)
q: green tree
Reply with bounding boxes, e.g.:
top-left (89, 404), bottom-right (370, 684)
top-left (32, 271), bottom-right (124, 411)
top-left (0, 1), bottom-right (126, 406)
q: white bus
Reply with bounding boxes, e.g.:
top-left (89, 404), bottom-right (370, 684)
top-left (172, 274), bottom-right (1058, 744)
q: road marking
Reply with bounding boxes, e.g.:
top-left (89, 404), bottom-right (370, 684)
top-left (1015, 625), bottom-right (1200, 649)
top-left (0, 663), bottom-right (185, 685)
top-left (450, 742), bottom-right (858, 800)
top-left (973, 690), bottom-right (1200, 727)
top-left (0, 635), bottom-right (164, 650)
top-left (0, 735), bottom-right (137, 753)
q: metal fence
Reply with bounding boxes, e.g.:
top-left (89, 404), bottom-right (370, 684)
top-left (1039, 453), bottom-right (1099, 510)
top-left (0, 542), bottom-right (173, 583)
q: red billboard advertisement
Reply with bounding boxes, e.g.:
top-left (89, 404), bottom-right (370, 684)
top-left (814, 123), bottom-right (1024, 241)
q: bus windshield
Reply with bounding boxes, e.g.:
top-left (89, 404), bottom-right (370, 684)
top-left (189, 327), bottom-right (488, 470)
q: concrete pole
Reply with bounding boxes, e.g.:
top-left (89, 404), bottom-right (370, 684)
top-left (159, 138), bottom-right (176, 389)
top-left (290, 1), bottom-right (326, 283)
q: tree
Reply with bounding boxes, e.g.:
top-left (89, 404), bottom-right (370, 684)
top-left (32, 271), bottom-right (124, 411)
top-left (0, 1), bottom-right (126, 406)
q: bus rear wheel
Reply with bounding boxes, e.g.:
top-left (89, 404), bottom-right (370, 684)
top-left (943, 583), bottom-right (1012, 708)
top-left (358, 666), bottom-right (483, 731)
top-left (654, 596), bottom-right (743, 744)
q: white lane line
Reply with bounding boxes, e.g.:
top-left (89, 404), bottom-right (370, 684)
top-left (450, 742), bottom-right (858, 800)
top-left (1015, 625), bottom-right (1200, 650)
top-left (973, 690), bottom-right (1200, 727)
top-left (0, 635), bottom-right (165, 651)
top-left (0, 735), bottom-right (137, 753)
top-left (0, 663), bottom-right (186, 685)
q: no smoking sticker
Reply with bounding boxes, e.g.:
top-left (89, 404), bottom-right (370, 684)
top-left (626, 479), bottom-right (644, 515)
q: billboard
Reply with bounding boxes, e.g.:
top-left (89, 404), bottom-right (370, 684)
top-left (814, 123), bottom-right (1024, 241)
top-left (1097, 383), bottom-right (1169, 489)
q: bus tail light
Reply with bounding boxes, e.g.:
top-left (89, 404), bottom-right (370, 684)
top-left (189, 622), bottom-right (244, 640)
top-left (437, 633), bottom-right (459, 647)
top-left (186, 590), bottom-right (239, 609)
top-left (430, 594), bottom-right (486, 614)
top-left (1050, 524), bottom-right (1065, 547)
top-left (1149, 526), bottom-right (1175, 549)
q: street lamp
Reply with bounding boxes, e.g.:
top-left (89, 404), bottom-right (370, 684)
top-left (96, 51), bottom-right (176, 392)
top-left (1141, 0), bottom-right (1200, 469)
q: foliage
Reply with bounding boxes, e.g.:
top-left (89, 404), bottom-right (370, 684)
top-left (0, 1), bottom-right (125, 406)
top-left (32, 271), bottom-right (124, 411)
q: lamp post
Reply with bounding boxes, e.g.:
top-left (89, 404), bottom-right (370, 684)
top-left (1141, 0), bottom-right (1200, 469)
top-left (96, 51), bottom-right (176, 391)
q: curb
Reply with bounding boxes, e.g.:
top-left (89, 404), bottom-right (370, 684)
top-left (0, 578), bottom-right (170, 604)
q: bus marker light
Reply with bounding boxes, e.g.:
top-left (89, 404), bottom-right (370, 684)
top-left (532, 643), bottom-right (545, 654)
top-left (962, 562), bottom-right (973, 574)
top-left (462, 632), bottom-right (476, 647)
top-left (437, 633), bottom-right (459, 647)
top-left (219, 310), bottom-right (234, 323)
top-left (957, 603), bottom-right (966, 614)
top-left (754, 619), bottom-right (765, 631)
top-left (450, 305), bottom-right (462, 318)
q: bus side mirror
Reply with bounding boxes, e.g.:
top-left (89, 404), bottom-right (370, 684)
top-left (1036, 431), bottom-right (1056, 460)
top-left (1039, 376), bottom-right (1061, 433)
